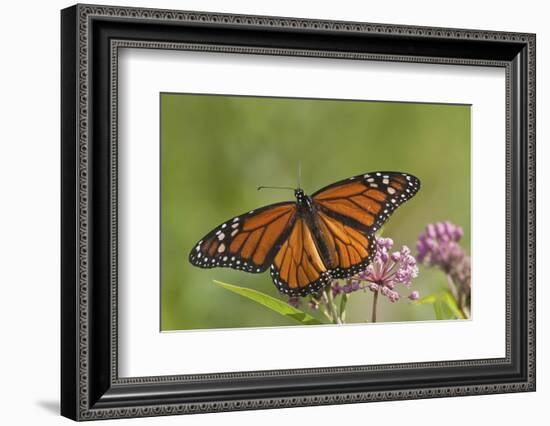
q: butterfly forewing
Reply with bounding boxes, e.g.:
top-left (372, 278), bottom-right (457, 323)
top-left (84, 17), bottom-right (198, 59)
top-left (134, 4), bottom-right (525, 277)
top-left (313, 172), bottom-right (420, 233)
top-left (189, 202), bottom-right (297, 273)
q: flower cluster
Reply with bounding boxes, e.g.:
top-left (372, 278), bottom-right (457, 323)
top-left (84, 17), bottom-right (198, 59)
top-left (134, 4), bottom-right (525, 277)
top-left (330, 279), bottom-right (361, 296)
top-left (417, 222), bottom-right (464, 272)
top-left (416, 221), bottom-right (470, 314)
top-left (359, 237), bottom-right (419, 303)
top-left (327, 237), bottom-right (419, 303)
top-left (416, 222), bottom-right (470, 288)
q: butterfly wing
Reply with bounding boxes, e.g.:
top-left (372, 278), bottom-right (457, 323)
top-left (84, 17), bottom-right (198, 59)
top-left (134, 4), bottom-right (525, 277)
top-left (313, 171), bottom-right (420, 233)
top-left (269, 216), bottom-right (332, 296)
top-left (315, 210), bottom-right (377, 279)
top-left (312, 171), bottom-right (420, 278)
top-left (189, 202), bottom-right (297, 273)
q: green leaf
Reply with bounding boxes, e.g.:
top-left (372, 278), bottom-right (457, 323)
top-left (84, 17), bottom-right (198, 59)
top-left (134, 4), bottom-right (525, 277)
top-left (414, 294), bottom-right (437, 305)
top-left (441, 291), bottom-right (466, 319)
top-left (433, 300), bottom-right (443, 320)
top-left (213, 280), bottom-right (324, 325)
top-left (413, 289), bottom-right (465, 320)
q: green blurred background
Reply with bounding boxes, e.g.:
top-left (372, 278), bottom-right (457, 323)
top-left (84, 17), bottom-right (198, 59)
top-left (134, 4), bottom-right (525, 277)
top-left (160, 93), bottom-right (470, 331)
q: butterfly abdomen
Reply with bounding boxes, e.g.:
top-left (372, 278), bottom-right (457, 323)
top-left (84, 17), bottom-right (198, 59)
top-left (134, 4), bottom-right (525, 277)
top-left (296, 193), bottom-right (339, 270)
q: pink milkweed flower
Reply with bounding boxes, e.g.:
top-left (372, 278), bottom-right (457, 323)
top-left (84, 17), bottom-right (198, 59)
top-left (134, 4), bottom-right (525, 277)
top-left (417, 222), bottom-right (465, 274)
top-left (416, 221), bottom-right (471, 317)
top-left (356, 237), bottom-right (419, 303)
top-left (416, 221), bottom-right (470, 294)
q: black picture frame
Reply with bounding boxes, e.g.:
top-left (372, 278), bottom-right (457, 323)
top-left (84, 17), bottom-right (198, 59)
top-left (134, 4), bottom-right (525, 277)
top-left (61, 4), bottom-right (536, 421)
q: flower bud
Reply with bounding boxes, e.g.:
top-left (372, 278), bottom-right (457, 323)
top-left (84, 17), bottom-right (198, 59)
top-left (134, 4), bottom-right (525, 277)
top-left (288, 297), bottom-right (301, 308)
top-left (408, 291), bottom-right (420, 301)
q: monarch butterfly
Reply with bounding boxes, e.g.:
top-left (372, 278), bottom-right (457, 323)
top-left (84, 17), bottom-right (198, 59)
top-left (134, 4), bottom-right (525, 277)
top-left (189, 172), bottom-right (420, 296)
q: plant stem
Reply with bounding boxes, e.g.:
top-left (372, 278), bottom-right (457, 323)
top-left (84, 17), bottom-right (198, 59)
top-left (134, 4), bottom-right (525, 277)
top-left (339, 293), bottom-right (348, 323)
top-left (323, 288), bottom-right (342, 324)
top-left (371, 289), bottom-right (379, 323)
top-left (320, 308), bottom-right (332, 322)
top-left (320, 291), bottom-right (333, 322)
top-left (446, 273), bottom-right (459, 300)
top-left (446, 274), bottom-right (469, 319)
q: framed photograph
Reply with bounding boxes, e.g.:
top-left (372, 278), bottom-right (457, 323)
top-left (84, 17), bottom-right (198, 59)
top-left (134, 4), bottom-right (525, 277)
top-left (61, 4), bottom-right (536, 421)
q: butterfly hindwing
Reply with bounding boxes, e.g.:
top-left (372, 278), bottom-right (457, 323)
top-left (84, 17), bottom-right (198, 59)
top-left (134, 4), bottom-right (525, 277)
top-left (269, 217), bottom-right (332, 296)
top-left (316, 210), bottom-right (377, 279)
top-left (189, 202), bottom-right (297, 273)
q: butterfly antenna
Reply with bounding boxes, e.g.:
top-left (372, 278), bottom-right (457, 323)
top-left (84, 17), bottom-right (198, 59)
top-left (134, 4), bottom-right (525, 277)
top-left (257, 185), bottom-right (295, 191)
top-left (297, 161), bottom-right (302, 190)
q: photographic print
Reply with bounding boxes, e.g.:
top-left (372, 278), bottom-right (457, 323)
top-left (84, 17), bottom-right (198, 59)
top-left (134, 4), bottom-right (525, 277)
top-left (161, 93), bottom-right (471, 331)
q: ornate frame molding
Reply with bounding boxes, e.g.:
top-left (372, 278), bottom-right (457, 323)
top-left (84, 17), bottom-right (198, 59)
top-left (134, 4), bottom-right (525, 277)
top-left (61, 4), bottom-right (535, 421)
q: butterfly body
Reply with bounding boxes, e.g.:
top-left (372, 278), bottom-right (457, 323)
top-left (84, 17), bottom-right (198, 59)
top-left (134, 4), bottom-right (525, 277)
top-left (189, 172), bottom-right (420, 296)
top-left (294, 188), bottom-right (338, 271)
